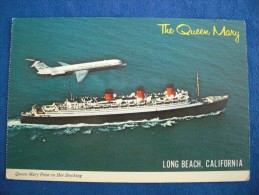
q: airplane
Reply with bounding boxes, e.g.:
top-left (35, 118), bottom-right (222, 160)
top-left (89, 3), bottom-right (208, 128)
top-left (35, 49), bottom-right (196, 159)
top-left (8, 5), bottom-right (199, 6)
top-left (26, 58), bottom-right (126, 82)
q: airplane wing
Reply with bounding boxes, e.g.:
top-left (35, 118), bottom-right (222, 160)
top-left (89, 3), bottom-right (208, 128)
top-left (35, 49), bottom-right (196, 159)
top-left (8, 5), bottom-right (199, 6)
top-left (58, 62), bottom-right (70, 66)
top-left (75, 70), bottom-right (89, 82)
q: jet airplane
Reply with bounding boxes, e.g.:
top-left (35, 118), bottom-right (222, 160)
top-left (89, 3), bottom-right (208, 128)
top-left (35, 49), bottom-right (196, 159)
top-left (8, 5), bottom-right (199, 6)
top-left (26, 58), bottom-right (126, 82)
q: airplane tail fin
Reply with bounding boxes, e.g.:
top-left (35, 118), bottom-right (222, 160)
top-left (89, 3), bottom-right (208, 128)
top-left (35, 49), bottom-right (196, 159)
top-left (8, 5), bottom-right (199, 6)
top-left (25, 59), bottom-right (49, 71)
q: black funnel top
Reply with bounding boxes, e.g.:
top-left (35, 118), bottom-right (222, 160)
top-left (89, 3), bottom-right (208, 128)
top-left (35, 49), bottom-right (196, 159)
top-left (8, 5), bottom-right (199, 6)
top-left (136, 86), bottom-right (145, 91)
top-left (105, 89), bottom-right (114, 94)
top-left (166, 83), bottom-right (174, 88)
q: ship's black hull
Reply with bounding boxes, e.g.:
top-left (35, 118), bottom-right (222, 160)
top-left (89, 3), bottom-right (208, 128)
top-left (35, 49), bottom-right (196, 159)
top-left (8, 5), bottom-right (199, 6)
top-left (21, 99), bottom-right (228, 125)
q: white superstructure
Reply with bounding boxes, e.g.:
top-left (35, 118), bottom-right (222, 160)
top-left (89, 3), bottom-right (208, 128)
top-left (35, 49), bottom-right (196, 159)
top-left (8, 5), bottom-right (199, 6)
top-left (21, 87), bottom-right (228, 118)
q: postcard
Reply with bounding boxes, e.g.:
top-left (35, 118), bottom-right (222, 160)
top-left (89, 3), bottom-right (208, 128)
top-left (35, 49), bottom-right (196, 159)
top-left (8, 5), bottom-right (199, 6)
top-left (6, 18), bottom-right (249, 182)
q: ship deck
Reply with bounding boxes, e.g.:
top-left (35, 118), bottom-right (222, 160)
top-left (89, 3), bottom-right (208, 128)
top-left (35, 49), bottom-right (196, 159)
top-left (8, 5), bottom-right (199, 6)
top-left (32, 101), bottom-right (203, 117)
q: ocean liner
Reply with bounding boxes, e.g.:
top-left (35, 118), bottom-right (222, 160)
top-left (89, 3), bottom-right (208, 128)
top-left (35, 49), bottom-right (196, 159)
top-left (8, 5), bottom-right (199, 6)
top-left (21, 74), bottom-right (228, 125)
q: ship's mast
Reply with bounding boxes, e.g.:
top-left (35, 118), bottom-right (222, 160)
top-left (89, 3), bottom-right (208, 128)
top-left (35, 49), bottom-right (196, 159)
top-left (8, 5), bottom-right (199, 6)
top-left (69, 78), bottom-right (73, 100)
top-left (196, 73), bottom-right (200, 98)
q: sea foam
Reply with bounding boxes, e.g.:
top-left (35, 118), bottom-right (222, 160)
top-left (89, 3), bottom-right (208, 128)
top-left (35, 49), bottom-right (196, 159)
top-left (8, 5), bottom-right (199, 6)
top-left (7, 110), bottom-right (224, 136)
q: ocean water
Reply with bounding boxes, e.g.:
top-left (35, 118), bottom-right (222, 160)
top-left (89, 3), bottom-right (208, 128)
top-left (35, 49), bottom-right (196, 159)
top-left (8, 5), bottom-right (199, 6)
top-left (7, 18), bottom-right (249, 171)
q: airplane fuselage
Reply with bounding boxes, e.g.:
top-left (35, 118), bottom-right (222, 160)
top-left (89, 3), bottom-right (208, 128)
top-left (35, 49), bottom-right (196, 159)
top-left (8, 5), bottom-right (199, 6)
top-left (37, 59), bottom-right (124, 75)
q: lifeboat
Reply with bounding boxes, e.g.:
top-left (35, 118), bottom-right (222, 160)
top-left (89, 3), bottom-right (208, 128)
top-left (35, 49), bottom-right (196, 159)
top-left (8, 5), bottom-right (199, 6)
top-left (93, 104), bottom-right (101, 108)
top-left (180, 96), bottom-right (187, 102)
top-left (79, 105), bottom-right (85, 109)
top-left (138, 100), bottom-right (146, 106)
top-left (85, 104), bottom-right (92, 109)
top-left (101, 103), bottom-right (110, 108)
top-left (111, 102), bottom-right (119, 107)
top-left (43, 105), bottom-right (56, 112)
top-left (171, 97), bottom-right (179, 103)
top-left (164, 98), bottom-right (171, 104)
top-left (129, 101), bottom-right (136, 107)
top-left (154, 98), bottom-right (163, 104)
top-left (120, 101), bottom-right (128, 107)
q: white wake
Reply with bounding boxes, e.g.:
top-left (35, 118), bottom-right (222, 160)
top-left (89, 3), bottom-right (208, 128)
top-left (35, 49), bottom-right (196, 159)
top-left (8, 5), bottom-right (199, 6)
top-left (7, 110), bottom-right (224, 135)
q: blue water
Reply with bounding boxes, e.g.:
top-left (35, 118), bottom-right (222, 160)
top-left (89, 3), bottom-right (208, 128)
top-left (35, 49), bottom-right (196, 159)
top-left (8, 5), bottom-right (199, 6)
top-left (7, 18), bottom-right (249, 171)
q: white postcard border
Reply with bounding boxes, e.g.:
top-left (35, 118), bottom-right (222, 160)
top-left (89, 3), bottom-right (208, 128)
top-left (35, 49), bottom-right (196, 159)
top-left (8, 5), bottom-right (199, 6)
top-left (6, 169), bottom-right (249, 183)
